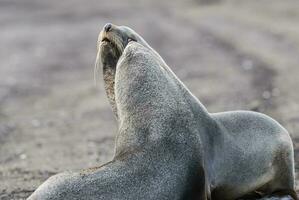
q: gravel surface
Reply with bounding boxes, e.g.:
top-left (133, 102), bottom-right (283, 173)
top-left (1, 0), bottom-right (299, 199)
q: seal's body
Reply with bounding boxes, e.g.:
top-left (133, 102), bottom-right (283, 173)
top-left (27, 24), bottom-right (296, 200)
top-left (210, 111), bottom-right (295, 199)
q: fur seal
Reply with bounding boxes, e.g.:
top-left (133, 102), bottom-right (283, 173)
top-left (27, 23), bottom-right (297, 200)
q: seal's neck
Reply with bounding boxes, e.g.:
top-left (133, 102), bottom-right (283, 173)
top-left (103, 64), bottom-right (118, 118)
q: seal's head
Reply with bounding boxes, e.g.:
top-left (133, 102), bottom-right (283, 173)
top-left (96, 23), bottom-right (152, 119)
top-left (97, 23), bottom-right (151, 66)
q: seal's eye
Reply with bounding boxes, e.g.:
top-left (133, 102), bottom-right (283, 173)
top-left (128, 37), bottom-right (136, 42)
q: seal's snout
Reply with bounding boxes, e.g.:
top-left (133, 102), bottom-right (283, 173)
top-left (104, 23), bottom-right (112, 32)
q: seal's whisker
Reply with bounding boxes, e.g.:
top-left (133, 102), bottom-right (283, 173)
top-left (94, 50), bottom-right (101, 86)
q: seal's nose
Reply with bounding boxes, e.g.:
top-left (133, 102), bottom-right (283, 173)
top-left (104, 23), bottom-right (112, 32)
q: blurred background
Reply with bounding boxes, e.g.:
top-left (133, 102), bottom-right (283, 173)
top-left (1, 0), bottom-right (299, 198)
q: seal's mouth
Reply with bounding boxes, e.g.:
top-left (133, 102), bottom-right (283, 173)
top-left (99, 31), bottom-right (125, 58)
top-left (101, 37), bottom-right (111, 43)
top-left (101, 37), bottom-right (124, 46)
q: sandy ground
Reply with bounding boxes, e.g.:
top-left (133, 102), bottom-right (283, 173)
top-left (1, 0), bottom-right (299, 199)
